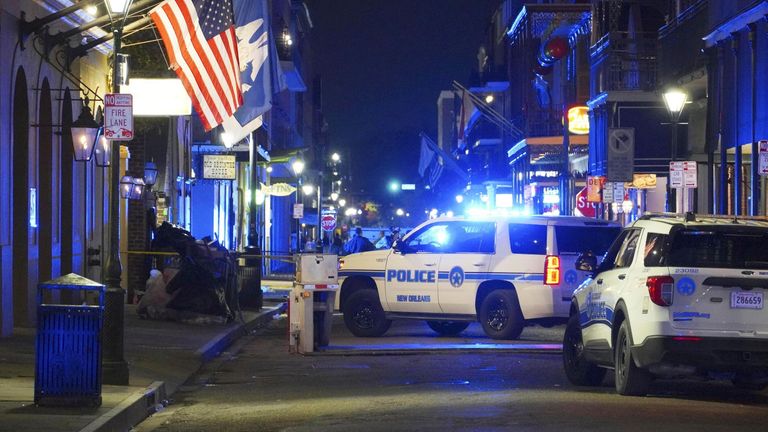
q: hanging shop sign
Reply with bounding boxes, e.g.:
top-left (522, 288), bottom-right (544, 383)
top-left (759, 140), bottom-right (768, 176)
top-left (627, 173), bottom-right (657, 189)
top-left (586, 175), bottom-right (605, 203)
top-left (567, 106), bottom-right (590, 135)
top-left (202, 154), bottom-right (237, 180)
top-left (261, 182), bottom-right (297, 196)
top-left (104, 93), bottom-right (134, 141)
top-left (669, 161), bottom-right (697, 189)
top-left (321, 209), bottom-right (337, 232)
top-left (607, 128), bottom-right (635, 182)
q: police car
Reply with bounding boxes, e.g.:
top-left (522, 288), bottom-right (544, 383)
top-left (337, 215), bottom-right (621, 339)
top-left (563, 213), bottom-right (768, 396)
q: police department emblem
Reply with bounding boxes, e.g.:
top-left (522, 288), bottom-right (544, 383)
top-left (449, 266), bottom-right (465, 287)
top-left (564, 269), bottom-right (578, 285)
top-left (676, 277), bottom-right (696, 296)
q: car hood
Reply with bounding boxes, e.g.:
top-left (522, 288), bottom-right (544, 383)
top-left (340, 249), bottom-right (391, 269)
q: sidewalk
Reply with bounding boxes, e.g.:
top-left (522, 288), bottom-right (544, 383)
top-left (0, 296), bottom-right (286, 432)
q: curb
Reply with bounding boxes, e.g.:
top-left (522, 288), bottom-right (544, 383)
top-left (195, 303), bottom-right (287, 363)
top-left (78, 381), bottom-right (166, 432)
top-left (312, 344), bottom-right (563, 356)
top-left (81, 303), bottom-right (287, 432)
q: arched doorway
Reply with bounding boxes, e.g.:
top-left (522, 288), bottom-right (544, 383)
top-left (39, 78), bottom-right (53, 285)
top-left (12, 67), bottom-right (30, 326)
top-left (60, 90), bottom-right (74, 277)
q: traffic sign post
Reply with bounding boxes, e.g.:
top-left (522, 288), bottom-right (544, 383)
top-left (104, 93), bottom-right (133, 141)
top-left (576, 187), bottom-right (598, 218)
top-left (321, 209), bottom-right (337, 232)
top-left (759, 140), bottom-right (768, 176)
top-left (669, 161), bottom-right (697, 213)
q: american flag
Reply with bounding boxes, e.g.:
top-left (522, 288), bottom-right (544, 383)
top-left (150, 0), bottom-right (243, 131)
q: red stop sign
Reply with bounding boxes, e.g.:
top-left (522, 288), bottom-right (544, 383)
top-left (321, 214), bottom-right (336, 232)
top-left (575, 187), bottom-right (597, 218)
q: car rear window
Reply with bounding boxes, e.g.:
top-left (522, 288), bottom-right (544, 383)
top-left (667, 228), bottom-right (768, 269)
top-left (555, 225), bottom-right (621, 255)
top-left (509, 223), bottom-right (547, 255)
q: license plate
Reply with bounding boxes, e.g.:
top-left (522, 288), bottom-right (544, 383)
top-left (730, 291), bottom-right (764, 309)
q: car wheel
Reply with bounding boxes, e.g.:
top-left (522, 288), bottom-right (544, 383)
top-left (343, 290), bottom-right (391, 337)
top-left (732, 374), bottom-right (768, 391)
top-left (614, 320), bottom-right (651, 396)
top-left (563, 314), bottom-right (606, 386)
top-left (479, 290), bottom-right (524, 340)
top-left (426, 321), bottom-right (470, 336)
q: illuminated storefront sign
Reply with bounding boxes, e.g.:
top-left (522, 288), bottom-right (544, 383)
top-left (567, 106), bottom-right (590, 135)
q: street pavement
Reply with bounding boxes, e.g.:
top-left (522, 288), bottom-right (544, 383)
top-left (0, 301), bottom-right (285, 432)
top-left (135, 315), bottom-right (768, 432)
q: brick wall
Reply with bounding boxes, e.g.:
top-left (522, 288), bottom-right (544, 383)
top-left (126, 138), bottom-right (148, 302)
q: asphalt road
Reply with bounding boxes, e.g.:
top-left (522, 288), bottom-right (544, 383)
top-left (136, 312), bottom-right (768, 432)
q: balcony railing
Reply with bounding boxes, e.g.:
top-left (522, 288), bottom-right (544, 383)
top-left (591, 32), bottom-right (658, 93)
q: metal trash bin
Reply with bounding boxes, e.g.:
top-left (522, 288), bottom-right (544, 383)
top-left (35, 273), bottom-right (105, 407)
top-left (238, 246), bottom-right (263, 310)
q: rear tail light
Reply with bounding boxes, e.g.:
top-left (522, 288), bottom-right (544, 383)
top-left (545, 255), bottom-right (560, 285)
top-left (338, 259), bottom-right (345, 270)
top-left (647, 276), bottom-right (674, 306)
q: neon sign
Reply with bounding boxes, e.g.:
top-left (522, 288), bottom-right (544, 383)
top-left (567, 106), bottom-right (590, 135)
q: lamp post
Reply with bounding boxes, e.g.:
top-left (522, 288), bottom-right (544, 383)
top-left (71, 102), bottom-right (99, 279)
top-left (292, 157), bottom-right (305, 251)
top-left (663, 88), bottom-right (688, 213)
top-left (102, 0), bottom-right (132, 385)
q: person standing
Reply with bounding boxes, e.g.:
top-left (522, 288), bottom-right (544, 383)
top-left (343, 227), bottom-right (375, 255)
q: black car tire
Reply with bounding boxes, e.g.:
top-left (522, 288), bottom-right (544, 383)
top-left (614, 320), bottom-right (651, 396)
top-left (343, 289), bottom-right (391, 337)
top-left (479, 290), bottom-right (524, 340)
top-left (563, 314), bottom-right (606, 386)
top-left (426, 320), bottom-right (470, 336)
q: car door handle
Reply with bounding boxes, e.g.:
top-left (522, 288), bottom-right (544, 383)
top-left (597, 279), bottom-right (603, 284)
top-left (472, 263), bottom-right (484, 267)
top-left (425, 263), bottom-right (437, 267)
top-left (618, 274), bottom-right (626, 280)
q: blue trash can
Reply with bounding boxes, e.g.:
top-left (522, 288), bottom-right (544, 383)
top-left (35, 273), bottom-right (105, 407)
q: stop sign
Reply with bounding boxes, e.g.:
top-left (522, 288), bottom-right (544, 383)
top-left (575, 187), bottom-right (597, 218)
top-left (321, 212), bottom-right (337, 232)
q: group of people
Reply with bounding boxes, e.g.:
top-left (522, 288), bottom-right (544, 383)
top-left (303, 227), bottom-right (401, 256)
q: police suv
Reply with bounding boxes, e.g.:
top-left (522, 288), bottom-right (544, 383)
top-left (564, 213), bottom-right (768, 396)
top-left (337, 215), bottom-right (621, 339)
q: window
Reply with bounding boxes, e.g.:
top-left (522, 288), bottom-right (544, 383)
top-left (508, 223), bottom-right (547, 255)
top-left (443, 222), bottom-right (495, 254)
top-left (404, 223), bottom-right (447, 253)
top-left (667, 228), bottom-right (768, 269)
top-left (643, 233), bottom-right (668, 267)
top-left (615, 229), bottom-right (640, 268)
top-left (555, 225), bottom-right (621, 255)
top-left (597, 229), bottom-right (631, 273)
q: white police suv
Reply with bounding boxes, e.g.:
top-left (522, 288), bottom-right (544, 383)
top-left (564, 213), bottom-right (768, 396)
top-left (337, 215), bottom-right (621, 339)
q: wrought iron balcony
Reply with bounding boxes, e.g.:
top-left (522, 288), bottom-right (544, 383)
top-left (590, 31), bottom-right (658, 93)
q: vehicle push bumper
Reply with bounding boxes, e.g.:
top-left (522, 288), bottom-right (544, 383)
top-left (632, 336), bottom-right (768, 372)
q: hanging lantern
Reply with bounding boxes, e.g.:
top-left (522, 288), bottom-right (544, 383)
top-left (120, 175), bottom-right (134, 199)
top-left (544, 37), bottom-right (569, 60)
top-left (130, 177), bottom-right (145, 200)
top-left (94, 130), bottom-right (112, 167)
top-left (71, 103), bottom-right (100, 161)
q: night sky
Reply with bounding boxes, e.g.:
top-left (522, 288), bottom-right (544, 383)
top-left (307, 0), bottom-right (500, 201)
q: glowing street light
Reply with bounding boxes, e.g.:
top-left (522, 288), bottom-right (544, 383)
top-left (395, 208), bottom-right (404, 216)
top-left (292, 158), bottom-right (305, 176)
top-left (331, 152), bottom-right (340, 162)
top-left (338, 198), bottom-right (346, 207)
top-left (388, 181), bottom-right (400, 192)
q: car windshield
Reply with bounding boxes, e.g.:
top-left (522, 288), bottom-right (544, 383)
top-left (667, 228), bottom-right (768, 269)
top-left (555, 225), bottom-right (621, 255)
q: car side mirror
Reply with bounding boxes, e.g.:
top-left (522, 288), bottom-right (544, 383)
top-left (575, 250), bottom-right (597, 274)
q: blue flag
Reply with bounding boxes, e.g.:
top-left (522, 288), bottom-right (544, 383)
top-left (221, 0), bottom-right (285, 145)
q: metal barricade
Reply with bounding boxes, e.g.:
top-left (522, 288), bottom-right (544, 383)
top-left (35, 274), bottom-right (105, 407)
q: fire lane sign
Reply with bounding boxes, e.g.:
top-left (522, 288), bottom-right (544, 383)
top-left (104, 93), bottom-right (133, 141)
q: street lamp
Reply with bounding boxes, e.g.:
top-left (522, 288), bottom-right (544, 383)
top-left (71, 102), bottom-right (99, 161)
top-left (130, 177), bottom-right (145, 200)
top-left (292, 158), bottom-right (305, 176)
top-left (103, 0), bottom-right (132, 386)
top-left (663, 88), bottom-right (688, 212)
top-left (144, 159), bottom-right (158, 187)
top-left (331, 152), bottom-right (340, 162)
top-left (119, 175), bottom-right (134, 199)
top-left (94, 132), bottom-right (112, 167)
top-left (338, 198), bottom-right (346, 207)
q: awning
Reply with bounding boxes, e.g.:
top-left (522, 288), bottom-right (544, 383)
top-left (280, 61), bottom-right (307, 92)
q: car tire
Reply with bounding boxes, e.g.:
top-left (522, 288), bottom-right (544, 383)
top-left (731, 374), bottom-right (768, 391)
top-left (343, 289), bottom-right (392, 337)
top-left (479, 289), bottom-right (524, 340)
top-left (614, 320), bottom-right (651, 396)
top-left (426, 320), bottom-right (470, 336)
top-left (563, 314), bottom-right (606, 386)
